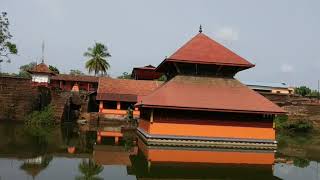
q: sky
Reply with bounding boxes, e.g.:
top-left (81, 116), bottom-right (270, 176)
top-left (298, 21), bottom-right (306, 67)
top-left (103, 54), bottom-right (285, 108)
top-left (1, 0), bottom-right (320, 88)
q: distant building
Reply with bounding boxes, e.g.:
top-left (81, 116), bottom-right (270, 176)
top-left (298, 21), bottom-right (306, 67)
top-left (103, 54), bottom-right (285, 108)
top-left (96, 77), bottom-right (162, 119)
top-left (50, 74), bottom-right (99, 92)
top-left (131, 65), bottom-right (162, 80)
top-left (28, 63), bottom-right (55, 87)
top-left (244, 81), bottom-right (294, 94)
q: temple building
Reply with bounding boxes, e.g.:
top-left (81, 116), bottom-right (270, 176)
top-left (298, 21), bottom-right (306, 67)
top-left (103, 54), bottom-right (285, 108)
top-left (136, 29), bottom-right (285, 149)
top-left (96, 77), bottom-right (162, 119)
top-left (28, 62), bottom-right (56, 87)
top-left (131, 65), bottom-right (162, 80)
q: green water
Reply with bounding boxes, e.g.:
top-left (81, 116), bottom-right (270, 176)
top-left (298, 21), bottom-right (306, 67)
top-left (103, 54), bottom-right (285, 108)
top-left (0, 122), bottom-right (319, 180)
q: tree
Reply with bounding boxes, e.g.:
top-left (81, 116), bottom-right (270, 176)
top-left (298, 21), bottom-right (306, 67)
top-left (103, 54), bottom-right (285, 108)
top-left (70, 69), bottom-right (85, 76)
top-left (117, 72), bottom-right (132, 79)
top-left (76, 159), bottom-right (103, 180)
top-left (18, 62), bottom-right (36, 78)
top-left (84, 42), bottom-right (111, 76)
top-left (0, 12), bottom-right (17, 64)
top-left (49, 65), bottom-right (59, 74)
top-left (295, 86), bottom-right (312, 96)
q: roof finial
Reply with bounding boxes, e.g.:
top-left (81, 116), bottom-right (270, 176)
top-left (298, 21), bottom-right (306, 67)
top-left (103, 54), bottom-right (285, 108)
top-left (41, 40), bottom-right (45, 63)
top-left (199, 25), bottom-right (203, 33)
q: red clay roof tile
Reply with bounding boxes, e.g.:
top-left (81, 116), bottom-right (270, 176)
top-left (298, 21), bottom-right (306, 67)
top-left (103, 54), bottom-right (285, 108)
top-left (28, 63), bottom-right (54, 75)
top-left (97, 77), bottom-right (163, 102)
top-left (137, 75), bottom-right (285, 114)
top-left (156, 33), bottom-right (254, 72)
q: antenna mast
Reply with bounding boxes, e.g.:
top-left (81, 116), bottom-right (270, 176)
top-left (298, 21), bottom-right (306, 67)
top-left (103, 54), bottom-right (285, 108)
top-left (41, 41), bottom-right (45, 63)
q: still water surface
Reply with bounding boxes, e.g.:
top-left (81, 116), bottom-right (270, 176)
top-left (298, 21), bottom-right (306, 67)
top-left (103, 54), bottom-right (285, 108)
top-left (0, 122), bottom-right (319, 180)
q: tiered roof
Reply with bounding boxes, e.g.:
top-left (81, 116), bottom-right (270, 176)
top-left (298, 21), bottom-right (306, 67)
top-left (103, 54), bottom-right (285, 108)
top-left (156, 33), bottom-right (254, 72)
top-left (97, 77), bottom-right (163, 102)
top-left (138, 32), bottom-right (284, 114)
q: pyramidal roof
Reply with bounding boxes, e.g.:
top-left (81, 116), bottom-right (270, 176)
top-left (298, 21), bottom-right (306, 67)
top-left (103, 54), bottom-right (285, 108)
top-left (156, 33), bottom-right (254, 71)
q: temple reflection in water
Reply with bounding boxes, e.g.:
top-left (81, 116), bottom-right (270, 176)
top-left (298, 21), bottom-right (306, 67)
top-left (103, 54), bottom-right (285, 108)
top-left (89, 124), bottom-right (279, 180)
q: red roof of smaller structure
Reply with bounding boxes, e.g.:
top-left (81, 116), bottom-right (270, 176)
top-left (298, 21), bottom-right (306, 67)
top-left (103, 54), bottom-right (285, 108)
top-left (51, 74), bottom-right (99, 82)
top-left (97, 78), bottom-right (163, 102)
top-left (137, 75), bottom-right (285, 114)
top-left (156, 33), bottom-right (254, 72)
top-left (131, 65), bottom-right (162, 80)
top-left (28, 63), bottom-right (55, 75)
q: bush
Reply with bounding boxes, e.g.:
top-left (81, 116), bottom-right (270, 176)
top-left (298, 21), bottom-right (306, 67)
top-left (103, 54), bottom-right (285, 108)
top-left (282, 119), bottom-right (313, 133)
top-left (275, 115), bottom-right (313, 133)
top-left (25, 105), bottom-right (55, 126)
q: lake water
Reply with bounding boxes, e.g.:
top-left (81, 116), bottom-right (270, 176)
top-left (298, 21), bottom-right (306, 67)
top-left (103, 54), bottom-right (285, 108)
top-left (0, 122), bottom-right (319, 180)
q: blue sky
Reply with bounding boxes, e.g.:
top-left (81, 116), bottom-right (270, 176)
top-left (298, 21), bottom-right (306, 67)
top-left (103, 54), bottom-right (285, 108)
top-left (2, 0), bottom-right (320, 88)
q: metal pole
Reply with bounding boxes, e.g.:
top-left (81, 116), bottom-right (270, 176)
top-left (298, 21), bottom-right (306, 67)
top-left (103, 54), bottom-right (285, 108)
top-left (317, 80), bottom-right (320, 103)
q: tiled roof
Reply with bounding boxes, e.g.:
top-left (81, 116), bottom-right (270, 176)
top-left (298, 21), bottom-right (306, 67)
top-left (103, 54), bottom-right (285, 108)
top-left (156, 33), bottom-right (254, 72)
top-left (131, 65), bottom-right (162, 80)
top-left (28, 63), bottom-right (54, 74)
top-left (137, 75), bottom-right (285, 114)
top-left (97, 77), bottom-right (163, 102)
top-left (51, 74), bottom-right (99, 82)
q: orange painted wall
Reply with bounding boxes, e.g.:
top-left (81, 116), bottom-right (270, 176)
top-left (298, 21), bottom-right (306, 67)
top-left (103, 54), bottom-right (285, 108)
top-left (101, 109), bottom-right (140, 116)
top-left (138, 140), bottom-right (274, 165)
top-left (139, 119), bottom-right (275, 140)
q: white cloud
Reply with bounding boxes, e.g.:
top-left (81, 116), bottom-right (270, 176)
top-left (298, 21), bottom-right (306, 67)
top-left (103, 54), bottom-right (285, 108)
top-left (281, 64), bottom-right (294, 73)
top-left (215, 27), bottom-right (239, 42)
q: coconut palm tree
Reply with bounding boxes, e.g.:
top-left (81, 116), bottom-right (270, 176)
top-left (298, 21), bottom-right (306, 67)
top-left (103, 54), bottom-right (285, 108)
top-left (76, 158), bottom-right (104, 180)
top-left (84, 42), bottom-right (111, 76)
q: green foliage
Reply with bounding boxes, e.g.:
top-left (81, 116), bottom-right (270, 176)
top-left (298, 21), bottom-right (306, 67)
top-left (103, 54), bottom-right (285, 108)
top-left (18, 62), bottom-right (36, 78)
top-left (25, 106), bottom-right (55, 126)
top-left (24, 106), bottom-right (55, 146)
top-left (282, 119), bottom-right (313, 132)
top-left (0, 12), bottom-right (18, 64)
top-left (49, 65), bottom-right (60, 74)
top-left (275, 115), bottom-right (313, 133)
top-left (84, 42), bottom-right (111, 76)
top-left (274, 115), bottom-right (288, 129)
top-left (76, 159), bottom-right (103, 180)
top-left (117, 72), bottom-right (132, 79)
top-left (295, 86), bottom-right (312, 96)
top-left (70, 69), bottom-right (85, 75)
top-left (157, 75), bottom-right (167, 81)
top-left (126, 106), bottom-right (134, 120)
top-left (0, 72), bottom-right (18, 77)
top-left (293, 158), bottom-right (310, 168)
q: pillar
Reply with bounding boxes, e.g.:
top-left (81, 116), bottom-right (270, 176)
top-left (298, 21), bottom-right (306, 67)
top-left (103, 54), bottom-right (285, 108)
top-left (97, 132), bottom-right (101, 144)
top-left (117, 101), bottom-right (121, 110)
top-left (59, 81), bottom-right (63, 89)
top-left (150, 109), bottom-right (154, 124)
top-left (99, 101), bottom-right (103, 112)
top-left (87, 83), bottom-right (90, 91)
top-left (115, 137), bottom-right (119, 145)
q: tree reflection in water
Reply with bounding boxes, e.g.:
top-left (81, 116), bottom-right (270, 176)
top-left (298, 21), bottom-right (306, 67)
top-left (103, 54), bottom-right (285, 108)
top-left (76, 158), bottom-right (104, 180)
